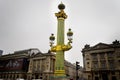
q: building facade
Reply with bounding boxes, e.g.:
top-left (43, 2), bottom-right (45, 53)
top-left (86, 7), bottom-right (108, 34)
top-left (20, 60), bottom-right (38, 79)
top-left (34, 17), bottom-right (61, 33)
top-left (0, 48), bottom-right (40, 80)
top-left (27, 51), bottom-right (56, 80)
top-left (82, 40), bottom-right (120, 80)
top-left (65, 61), bottom-right (83, 79)
top-left (0, 48), bottom-right (82, 80)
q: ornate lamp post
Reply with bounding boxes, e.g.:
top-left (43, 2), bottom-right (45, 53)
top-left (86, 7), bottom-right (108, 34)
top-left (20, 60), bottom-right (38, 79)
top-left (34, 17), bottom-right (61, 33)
top-left (49, 2), bottom-right (73, 79)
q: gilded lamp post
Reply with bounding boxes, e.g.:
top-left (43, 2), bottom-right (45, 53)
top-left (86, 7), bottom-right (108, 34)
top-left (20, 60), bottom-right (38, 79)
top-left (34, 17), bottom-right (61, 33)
top-left (49, 2), bottom-right (73, 78)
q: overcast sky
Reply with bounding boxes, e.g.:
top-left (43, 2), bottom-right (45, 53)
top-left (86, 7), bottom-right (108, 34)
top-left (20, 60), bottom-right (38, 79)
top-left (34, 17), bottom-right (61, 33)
top-left (0, 0), bottom-right (120, 66)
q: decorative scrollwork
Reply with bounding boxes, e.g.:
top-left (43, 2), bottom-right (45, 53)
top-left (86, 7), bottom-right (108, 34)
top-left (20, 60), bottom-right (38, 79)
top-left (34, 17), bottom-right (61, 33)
top-left (50, 43), bottom-right (72, 52)
top-left (55, 10), bottom-right (67, 19)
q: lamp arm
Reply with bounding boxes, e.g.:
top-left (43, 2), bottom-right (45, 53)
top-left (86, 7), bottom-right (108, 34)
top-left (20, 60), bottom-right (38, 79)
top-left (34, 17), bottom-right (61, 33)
top-left (50, 42), bottom-right (72, 52)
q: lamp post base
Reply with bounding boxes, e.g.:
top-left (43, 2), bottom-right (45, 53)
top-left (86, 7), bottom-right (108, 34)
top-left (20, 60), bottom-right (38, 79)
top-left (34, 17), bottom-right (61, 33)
top-left (50, 76), bottom-right (69, 80)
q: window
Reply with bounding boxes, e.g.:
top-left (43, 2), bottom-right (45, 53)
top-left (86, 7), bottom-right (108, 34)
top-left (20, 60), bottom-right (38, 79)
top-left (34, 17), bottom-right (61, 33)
top-left (86, 55), bottom-right (89, 60)
top-left (112, 76), bottom-right (117, 80)
top-left (93, 62), bottom-right (98, 69)
top-left (117, 52), bottom-right (120, 57)
top-left (100, 53), bottom-right (105, 59)
top-left (88, 75), bottom-right (91, 80)
top-left (108, 60), bottom-right (115, 70)
top-left (100, 61), bottom-right (106, 69)
top-left (107, 52), bottom-right (113, 58)
top-left (119, 60), bottom-right (120, 66)
top-left (17, 75), bottom-right (19, 78)
top-left (95, 72), bottom-right (98, 75)
top-left (111, 72), bottom-right (115, 75)
top-left (87, 62), bottom-right (90, 68)
top-left (92, 54), bottom-right (98, 61)
top-left (95, 77), bottom-right (99, 80)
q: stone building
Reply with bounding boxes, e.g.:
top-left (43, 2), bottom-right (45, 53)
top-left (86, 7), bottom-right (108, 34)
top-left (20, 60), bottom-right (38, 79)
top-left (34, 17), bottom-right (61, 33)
top-left (27, 51), bottom-right (56, 80)
top-left (0, 48), bottom-right (40, 80)
top-left (65, 61), bottom-right (83, 79)
top-left (82, 40), bottom-right (120, 80)
top-left (0, 48), bottom-right (82, 80)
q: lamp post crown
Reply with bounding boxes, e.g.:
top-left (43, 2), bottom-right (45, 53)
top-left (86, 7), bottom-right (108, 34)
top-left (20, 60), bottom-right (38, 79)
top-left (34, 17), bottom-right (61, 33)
top-left (55, 2), bottom-right (67, 19)
top-left (58, 2), bottom-right (65, 10)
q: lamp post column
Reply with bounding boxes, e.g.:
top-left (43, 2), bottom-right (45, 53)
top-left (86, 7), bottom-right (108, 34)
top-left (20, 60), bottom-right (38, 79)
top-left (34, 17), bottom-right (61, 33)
top-left (54, 3), bottom-right (67, 76)
top-left (49, 2), bottom-right (73, 79)
top-left (55, 17), bottom-right (66, 76)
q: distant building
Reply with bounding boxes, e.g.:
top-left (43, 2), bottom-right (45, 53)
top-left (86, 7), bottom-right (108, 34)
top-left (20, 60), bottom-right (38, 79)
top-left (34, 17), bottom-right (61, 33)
top-left (27, 51), bottom-right (56, 80)
top-left (0, 50), bottom-right (3, 56)
top-left (82, 40), bottom-right (120, 80)
top-left (0, 48), bottom-right (40, 80)
top-left (0, 48), bottom-right (83, 80)
top-left (27, 51), bottom-right (83, 80)
top-left (65, 61), bottom-right (83, 80)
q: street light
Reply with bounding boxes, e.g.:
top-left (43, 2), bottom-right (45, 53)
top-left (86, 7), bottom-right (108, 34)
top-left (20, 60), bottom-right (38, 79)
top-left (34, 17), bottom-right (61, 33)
top-left (49, 29), bottom-right (73, 52)
top-left (76, 61), bottom-right (80, 80)
top-left (49, 2), bottom-right (74, 79)
top-left (67, 28), bottom-right (73, 43)
top-left (49, 33), bottom-right (55, 47)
